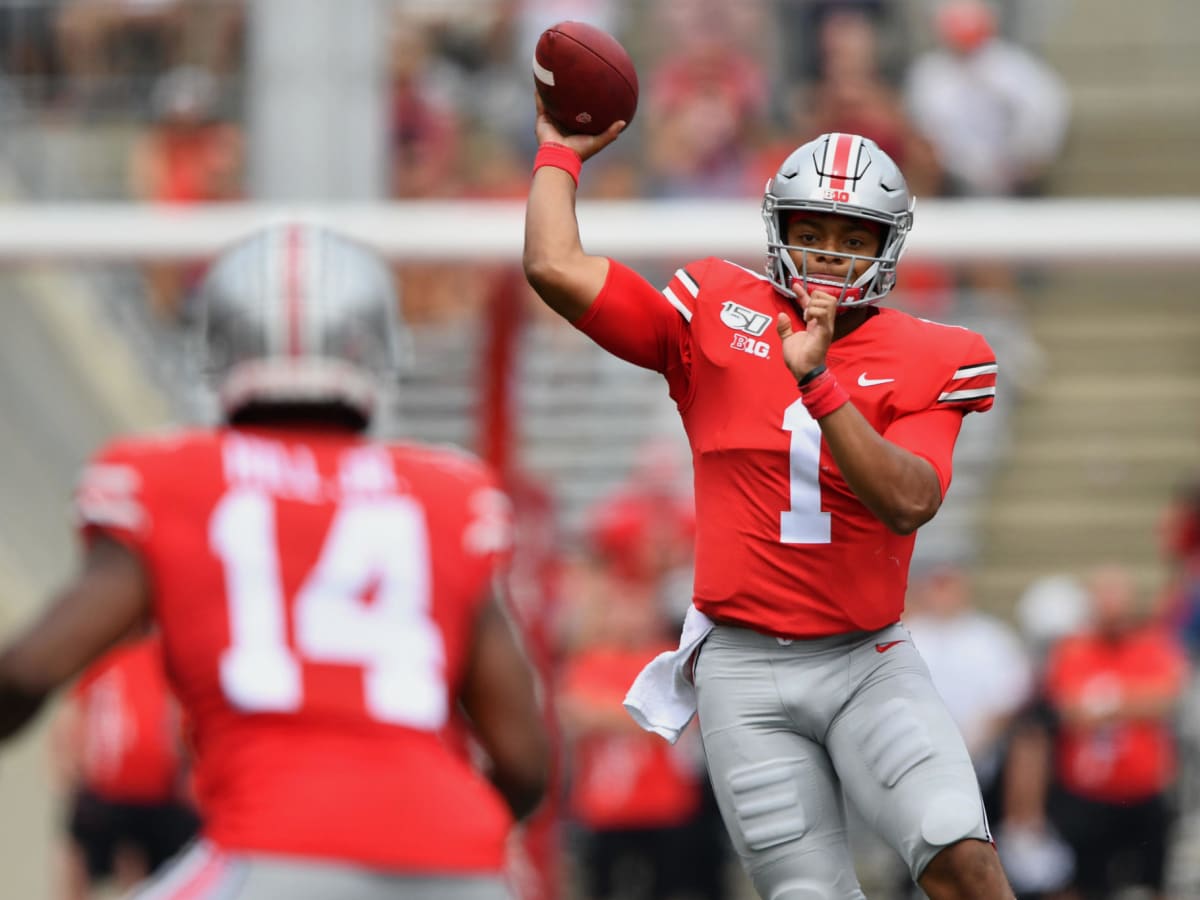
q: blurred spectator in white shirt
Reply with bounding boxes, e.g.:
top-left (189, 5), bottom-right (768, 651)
top-left (904, 0), bottom-right (1070, 197)
top-left (905, 563), bottom-right (1034, 797)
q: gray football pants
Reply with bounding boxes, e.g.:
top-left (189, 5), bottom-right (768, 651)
top-left (129, 840), bottom-right (513, 900)
top-left (694, 621), bottom-right (991, 900)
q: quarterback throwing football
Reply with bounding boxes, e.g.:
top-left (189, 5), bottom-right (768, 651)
top-left (524, 104), bottom-right (1014, 898)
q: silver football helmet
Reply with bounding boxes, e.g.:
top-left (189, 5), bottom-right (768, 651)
top-left (196, 222), bottom-right (404, 425)
top-left (763, 132), bottom-right (914, 308)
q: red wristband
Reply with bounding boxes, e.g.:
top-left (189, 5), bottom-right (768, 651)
top-left (533, 142), bottom-right (582, 186)
top-left (799, 367), bottom-right (850, 419)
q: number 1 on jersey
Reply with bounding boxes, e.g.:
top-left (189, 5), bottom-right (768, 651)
top-left (780, 399), bottom-right (831, 543)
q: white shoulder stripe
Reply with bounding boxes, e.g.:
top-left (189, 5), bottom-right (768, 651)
top-left (661, 286), bottom-right (694, 322)
top-left (674, 268), bottom-right (700, 297)
top-left (952, 363), bottom-right (998, 379)
top-left (939, 387), bottom-right (996, 402)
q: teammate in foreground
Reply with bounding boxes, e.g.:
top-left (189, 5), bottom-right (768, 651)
top-left (524, 109), bottom-right (1014, 898)
top-left (0, 223), bottom-right (549, 899)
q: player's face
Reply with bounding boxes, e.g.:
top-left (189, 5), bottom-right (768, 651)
top-left (785, 213), bottom-right (883, 282)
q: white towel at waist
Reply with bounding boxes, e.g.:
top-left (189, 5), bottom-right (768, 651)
top-left (622, 603), bottom-right (715, 744)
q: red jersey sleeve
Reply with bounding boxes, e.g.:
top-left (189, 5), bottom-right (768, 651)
top-left (573, 258), bottom-right (702, 405)
top-left (74, 440), bottom-right (158, 554)
top-left (935, 331), bottom-right (997, 414)
top-left (883, 407), bottom-right (964, 498)
top-left (881, 325), bottom-right (996, 497)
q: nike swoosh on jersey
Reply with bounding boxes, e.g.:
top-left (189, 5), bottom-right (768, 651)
top-left (858, 374), bottom-right (895, 387)
top-left (874, 640), bottom-right (904, 653)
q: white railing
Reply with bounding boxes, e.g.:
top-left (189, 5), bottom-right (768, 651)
top-left (0, 198), bottom-right (1195, 262)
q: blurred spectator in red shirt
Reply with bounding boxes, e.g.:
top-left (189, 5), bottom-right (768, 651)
top-left (642, 1), bottom-right (770, 198)
top-left (558, 586), bottom-right (706, 900)
top-left (1042, 563), bottom-right (1188, 900)
top-left (129, 66), bottom-right (241, 204)
top-left (584, 439), bottom-right (695, 622)
top-left (51, 634), bottom-right (198, 900)
top-left (388, 16), bottom-right (464, 199)
top-left (557, 439), bottom-right (736, 899)
top-left (799, 9), bottom-right (938, 192)
top-left (127, 65), bottom-right (242, 318)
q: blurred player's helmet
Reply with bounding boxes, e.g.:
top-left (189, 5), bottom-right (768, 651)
top-left (197, 223), bottom-right (404, 427)
top-left (763, 132), bottom-right (914, 308)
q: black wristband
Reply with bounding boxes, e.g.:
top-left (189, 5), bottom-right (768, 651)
top-left (797, 364), bottom-right (827, 389)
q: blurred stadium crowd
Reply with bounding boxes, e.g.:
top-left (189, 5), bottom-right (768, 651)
top-left (0, 1), bottom-right (1198, 900)
top-left (0, 0), bottom-right (1069, 319)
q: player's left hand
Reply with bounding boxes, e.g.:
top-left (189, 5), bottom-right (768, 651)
top-left (776, 285), bottom-right (837, 382)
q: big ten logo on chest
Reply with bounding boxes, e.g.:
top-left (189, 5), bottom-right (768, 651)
top-left (731, 333), bottom-right (771, 359)
top-left (221, 435), bottom-right (398, 502)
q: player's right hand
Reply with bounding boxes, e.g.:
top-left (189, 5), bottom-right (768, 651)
top-left (534, 93), bottom-right (624, 162)
top-left (776, 284), bottom-right (837, 381)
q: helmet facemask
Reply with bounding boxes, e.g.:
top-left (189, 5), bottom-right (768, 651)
top-left (762, 133), bottom-right (914, 309)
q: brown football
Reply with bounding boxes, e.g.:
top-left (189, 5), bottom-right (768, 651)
top-left (533, 21), bottom-right (638, 136)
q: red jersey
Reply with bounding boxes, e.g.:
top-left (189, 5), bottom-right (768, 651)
top-left (74, 427), bottom-right (515, 871)
top-left (561, 646), bottom-right (700, 829)
top-left (71, 635), bottom-right (185, 804)
top-left (1044, 626), bottom-right (1188, 802)
top-left (576, 258), bottom-right (995, 637)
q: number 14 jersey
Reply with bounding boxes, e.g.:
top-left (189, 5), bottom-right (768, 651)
top-left (74, 427), bottom-right (515, 871)
top-left (576, 258), bottom-right (996, 638)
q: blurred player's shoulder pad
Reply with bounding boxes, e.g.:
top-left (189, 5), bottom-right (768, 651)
top-left (80, 426), bottom-right (220, 498)
top-left (387, 442), bottom-right (514, 557)
top-left (76, 427), bottom-right (214, 536)
top-left (389, 440), bottom-right (496, 484)
top-left (88, 425), bottom-right (213, 463)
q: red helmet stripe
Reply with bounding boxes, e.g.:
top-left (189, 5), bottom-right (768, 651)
top-left (827, 133), bottom-right (855, 190)
top-left (284, 224), bottom-right (305, 356)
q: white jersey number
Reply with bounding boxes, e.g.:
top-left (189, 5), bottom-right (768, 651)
top-left (210, 489), bottom-right (447, 729)
top-left (780, 399), bottom-right (832, 543)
